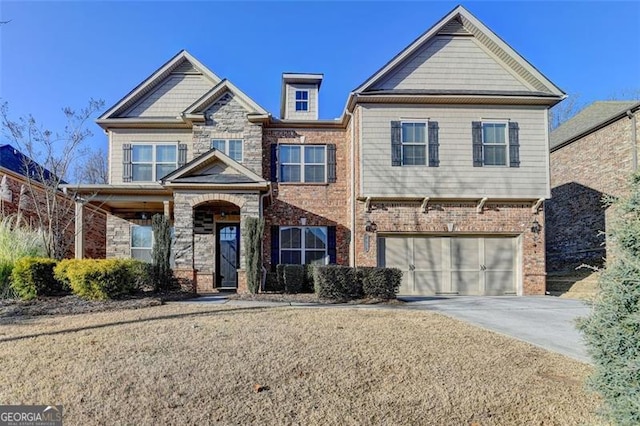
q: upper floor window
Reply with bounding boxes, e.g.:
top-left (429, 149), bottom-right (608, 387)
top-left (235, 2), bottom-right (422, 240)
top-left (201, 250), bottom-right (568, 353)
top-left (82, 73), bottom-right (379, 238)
top-left (295, 90), bottom-right (309, 111)
top-left (401, 122), bottom-right (427, 166)
top-left (472, 121), bottom-right (519, 168)
top-left (279, 145), bottom-right (325, 183)
top-left (132, 144), bottom-right (177, 181)
top-left (211, 139), bottom-right (243, 162)
top-left (280, 226), bottom-right (328, 265)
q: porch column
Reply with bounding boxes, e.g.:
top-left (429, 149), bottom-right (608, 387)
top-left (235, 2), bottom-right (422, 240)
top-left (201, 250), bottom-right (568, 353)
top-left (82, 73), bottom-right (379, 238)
top-left (74, 199), bottom-right (84, 259)
top-left (163, 200), bottom-right (171, 218)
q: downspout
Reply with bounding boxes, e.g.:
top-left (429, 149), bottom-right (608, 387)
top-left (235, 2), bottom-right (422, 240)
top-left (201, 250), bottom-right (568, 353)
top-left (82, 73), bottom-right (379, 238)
top-left (346, 96), bottom-right (356, 267)
top-left (259, 182), bottom-right (272, 291)
top-left (628, 110), bottom-right (638, 172)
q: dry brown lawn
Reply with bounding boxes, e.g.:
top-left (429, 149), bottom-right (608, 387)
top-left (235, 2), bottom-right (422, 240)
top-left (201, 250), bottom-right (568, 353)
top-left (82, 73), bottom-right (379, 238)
top-left (0, 303), bottom-right (600, 425)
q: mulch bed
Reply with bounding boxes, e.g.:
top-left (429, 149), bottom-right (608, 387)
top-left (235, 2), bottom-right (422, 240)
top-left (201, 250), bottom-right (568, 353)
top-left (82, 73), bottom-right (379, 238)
top-left (0, 291), bottom-right (195, 319)
top-left (229, 292), bottom-right (405, 305)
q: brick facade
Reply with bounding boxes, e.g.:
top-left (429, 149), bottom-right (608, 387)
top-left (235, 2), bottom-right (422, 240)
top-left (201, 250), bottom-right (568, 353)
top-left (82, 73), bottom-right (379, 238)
top-left (547, 110), bottom-right (639, 272)
top-left (1, 170), bottom-right (106, 259)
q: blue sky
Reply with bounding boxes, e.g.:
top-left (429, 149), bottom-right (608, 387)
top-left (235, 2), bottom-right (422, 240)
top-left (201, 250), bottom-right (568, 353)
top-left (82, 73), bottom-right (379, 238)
top-left (1, 1), bottom-right (639, 153)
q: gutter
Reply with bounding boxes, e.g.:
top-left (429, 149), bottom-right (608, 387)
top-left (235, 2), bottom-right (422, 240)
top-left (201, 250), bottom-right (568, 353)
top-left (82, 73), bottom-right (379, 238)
top-left (345, 98), bottom-right (356, 267)
top-left (628, 109), bottom-right (638, 172)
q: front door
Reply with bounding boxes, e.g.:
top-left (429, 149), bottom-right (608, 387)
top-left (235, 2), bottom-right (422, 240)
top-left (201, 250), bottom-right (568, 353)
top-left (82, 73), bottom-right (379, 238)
top-left (216, 223), bottom-right (240, 289)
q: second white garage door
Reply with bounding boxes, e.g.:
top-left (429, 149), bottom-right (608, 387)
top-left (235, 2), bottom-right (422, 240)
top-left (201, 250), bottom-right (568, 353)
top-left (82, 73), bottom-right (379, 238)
top-left (379, 236), bottom-right (518, 296)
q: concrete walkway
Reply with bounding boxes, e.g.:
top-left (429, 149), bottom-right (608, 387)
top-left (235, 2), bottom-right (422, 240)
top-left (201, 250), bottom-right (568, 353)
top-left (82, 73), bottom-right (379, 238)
top-left (179, 294), bottom-right (592, 363)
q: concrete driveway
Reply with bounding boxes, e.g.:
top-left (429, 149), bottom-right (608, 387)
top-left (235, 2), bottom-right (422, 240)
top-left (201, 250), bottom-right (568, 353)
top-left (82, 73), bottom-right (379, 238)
top-left (399, 296), bottom-right (592, 363)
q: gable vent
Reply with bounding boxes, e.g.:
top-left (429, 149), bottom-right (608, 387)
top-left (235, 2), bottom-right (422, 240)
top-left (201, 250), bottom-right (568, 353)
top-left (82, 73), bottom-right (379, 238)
top-left (172, 60), bottom-right (199, 74)
top-left (437, 17), bottom-right (471, 36)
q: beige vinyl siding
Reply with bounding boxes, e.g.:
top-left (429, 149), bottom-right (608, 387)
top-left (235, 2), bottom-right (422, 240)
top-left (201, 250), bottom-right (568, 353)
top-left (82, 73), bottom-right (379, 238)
top-left (123, 74), bottom-right (213, 118)
top-left (285, 83), bottom-right (318, 120)
top-left (360, 104), bottom-right (550, 198)
top-left (109, 129), bottom-right (193, 184)
top-left (373, 36), bottom-right (531, 92)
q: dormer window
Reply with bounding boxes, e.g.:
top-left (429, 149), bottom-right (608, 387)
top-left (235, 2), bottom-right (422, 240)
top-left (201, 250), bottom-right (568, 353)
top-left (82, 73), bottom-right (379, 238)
top-left (295, 91), bottom-right (309, 111)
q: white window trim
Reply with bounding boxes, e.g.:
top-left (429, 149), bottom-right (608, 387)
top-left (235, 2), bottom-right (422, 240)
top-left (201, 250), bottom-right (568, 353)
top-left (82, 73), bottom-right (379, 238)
top-left (401, 121), bottom-right (428, 166)
top-left (295, 90), bottom-right (309, 112)
top-left (211, 138), bottom-right (244, 162)
top-left (131, 143), bottom-right (178, 182)
top-left (280, 226), bottom-right (329, 265)
top-left (481, 120), bottom-right (509, 167)
top-left (279, 144), bottom-right (327, 183)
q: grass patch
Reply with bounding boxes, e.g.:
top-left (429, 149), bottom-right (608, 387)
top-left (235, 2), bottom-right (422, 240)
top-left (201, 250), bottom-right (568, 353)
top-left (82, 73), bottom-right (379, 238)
top-left (0, 304), bottom-right (599, 425)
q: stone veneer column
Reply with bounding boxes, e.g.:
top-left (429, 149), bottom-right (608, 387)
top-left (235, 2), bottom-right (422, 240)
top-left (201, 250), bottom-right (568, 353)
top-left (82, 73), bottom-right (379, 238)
top-left (173, 192), bottom-right (195, 291)
top-left (237, 193), bottom-right (260, 294)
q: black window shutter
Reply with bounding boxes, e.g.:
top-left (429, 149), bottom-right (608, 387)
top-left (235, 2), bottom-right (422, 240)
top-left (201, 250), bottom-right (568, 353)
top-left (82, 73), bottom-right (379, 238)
top-left (123, 144), bottom-right (132, 182)
top-left (270, 225), bottom-right (279, 269)
top-left (178, 143), bottom-right (187, 167)
top-left (509, 122), bottom-right (520, 168)
top-left (391, 121), bottom-right (402, 166)
top-left (270, 144), bottom-right (278, 182)
top-left (327, 226), bottom-right (337, 264)
top-left (428, 121), bottom-right (439, 167)
top-left (327, 144), bottom-right (337, 183)
top-left (472, 121), bottom-right (483, 167)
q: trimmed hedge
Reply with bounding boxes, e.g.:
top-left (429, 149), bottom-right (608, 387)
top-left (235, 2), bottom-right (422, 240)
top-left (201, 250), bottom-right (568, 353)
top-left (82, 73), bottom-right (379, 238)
top-left (313, 265), bottom-right (362, 300)
top-left (11, 257), bottom-right (62, 300)
top-left (283, 264), bottom-right (305, 294)
top-left (264, 271), bottom-right (283, 292)
top-left (54, 259), bottom-right (151, 300)
top-left (358, 267), bottom-right (402, 300)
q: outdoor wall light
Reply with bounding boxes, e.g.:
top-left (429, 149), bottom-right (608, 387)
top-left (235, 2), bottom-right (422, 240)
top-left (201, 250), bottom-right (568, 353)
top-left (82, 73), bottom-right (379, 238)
top-left (300, 217), bottom-right (307, 226)
top-left (365, 219), bottom-right (378, 233)
top-left (530, 218), bottom-right (541, 235)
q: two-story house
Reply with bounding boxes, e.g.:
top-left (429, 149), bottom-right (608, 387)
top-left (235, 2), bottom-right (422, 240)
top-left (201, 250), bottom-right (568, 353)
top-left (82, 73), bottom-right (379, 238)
top-left (67, 6), bottom-right (564, 295)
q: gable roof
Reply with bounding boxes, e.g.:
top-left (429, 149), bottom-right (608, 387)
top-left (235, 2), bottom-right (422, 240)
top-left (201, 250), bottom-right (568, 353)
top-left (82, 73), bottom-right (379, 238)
top-left (161, 148), bottom-right (267, 188)
top-left (353, 5), bottom-right (564, 98)
top-left (550, 100), bottom-right (640, 151)
top-left (98, 50), bottom-right (221, 121)
top-left (182, 79), bottom-right (269, 117)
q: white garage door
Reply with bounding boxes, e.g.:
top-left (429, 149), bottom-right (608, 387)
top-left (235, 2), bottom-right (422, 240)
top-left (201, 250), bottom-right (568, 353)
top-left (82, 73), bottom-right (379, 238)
top-left (379, 236), bottom-right (517, 296)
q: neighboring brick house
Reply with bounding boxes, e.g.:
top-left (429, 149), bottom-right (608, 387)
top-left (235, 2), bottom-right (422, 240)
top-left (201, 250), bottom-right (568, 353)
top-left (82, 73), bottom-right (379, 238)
top-left (67, 5), bottom-right (564, 295)
top-left (0, 144), bottom-right (106, 258)
top-left (546, 101), bottom-right (640, 272)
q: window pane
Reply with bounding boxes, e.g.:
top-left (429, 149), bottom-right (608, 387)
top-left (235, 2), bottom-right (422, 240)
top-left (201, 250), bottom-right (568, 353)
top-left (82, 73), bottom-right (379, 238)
top-left (401, 123), bottom-right (414, 143)
top-left (305, 251), bottom-right (327, 265)
top-left (280, 146), bottom-right (300, 164)
top-left (304, 165), bottom-right (325, 182)
top-left (281, 165), bottom-right (301, 182)
top-left (414, 123), bottom-right (426, 142)
top-left (156, 164), bottom-right (176, 179)
top-left (156, 145), bottom-right (176, 162)
top-left (212, 139), bottom-right (226, 151)
top-left (295, 91), bottom-right (308, 100)
top-left (132, 164), bottom-right (152, 181)
top-left (228, 140), bottom-right (243, 162)
top-left (483, 123), bottom-right (506, 144)
top-left (305, 227), bottom-right (327, 249)
top-left (281, 250), bottom-right (302, 265)
top-left (131, 248), bottom-right (153, 263)
top-left (304, 146), bottom-right (325, 164)
top-left (281, 227), bottom-right (302, 249)
top-left (402, 145), bottom-right (426, 166)
top-left (484, 145), bottom-right (507, 166)
top-left (295, 101), bottom-right (308, 111)
top-left (132, 226), bottom-right (153, 248)
top-left (132, 145), bottom-right (152, 162)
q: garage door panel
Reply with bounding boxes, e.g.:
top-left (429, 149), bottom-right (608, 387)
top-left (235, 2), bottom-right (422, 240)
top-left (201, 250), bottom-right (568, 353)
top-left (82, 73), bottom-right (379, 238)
top-left (384, 238), bottom-right (410, 269)
top-left (415, 271), bottom-right (443, 294)
top-left (484, 238), bottom-right (514, 270)
top-left (452, 271), bottom-right (481, 295)
top-left (413, 238), bottom-right (442, 270)
top-left (451, 238), bottom-right (479, 270)
top-left (485, 271), bottom-right (515, 295)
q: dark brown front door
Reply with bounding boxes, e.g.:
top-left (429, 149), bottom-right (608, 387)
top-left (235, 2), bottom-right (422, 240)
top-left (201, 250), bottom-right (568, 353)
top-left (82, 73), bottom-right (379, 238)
top-left (216, 223), bottom-right (240, 289)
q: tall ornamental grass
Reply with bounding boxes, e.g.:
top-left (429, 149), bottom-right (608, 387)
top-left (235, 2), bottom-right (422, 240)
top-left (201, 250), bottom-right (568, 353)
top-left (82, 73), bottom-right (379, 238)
top-left (0, 215), bottom-right (48, 298)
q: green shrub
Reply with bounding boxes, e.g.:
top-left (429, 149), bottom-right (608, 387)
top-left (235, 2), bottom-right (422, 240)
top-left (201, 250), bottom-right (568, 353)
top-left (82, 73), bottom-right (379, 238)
top-left (243, 217), bottom-right (264, 294)
top-left (0, 261), bottom-right (14, 298)
top-left (264, 271), bottom-right (282, 292)
top-left (11, 257), bottom-right (61, 300)
top-left (283, 264), bottom-right (305, 294)
top-left (577, 172), bottom-right (640, 425)
top-left (359, 267), bottom-right (402, 300)
top-left (302, 264), bottom-right (316, 293)
top-left (313, 265), bottom-right (362, 300)
top-left (54, 258), bottom-right (150, 300)
top-left (276, 264), bottom-right (286, 291)
top-left (151, 214), bottom-right (173, 292)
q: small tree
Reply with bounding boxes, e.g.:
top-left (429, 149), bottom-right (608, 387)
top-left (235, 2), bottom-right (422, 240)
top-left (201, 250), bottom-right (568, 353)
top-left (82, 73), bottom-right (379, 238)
top-left (0, 99), bottom-right (105, 259)
top-left (577, 173), bottom-right (640, 425)
top-left (75, 147), bottom-right (108, 184)
top-left (151, 213), bottom-right (172, 292)
top-left (243, 217), bottom-right (264, 294)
